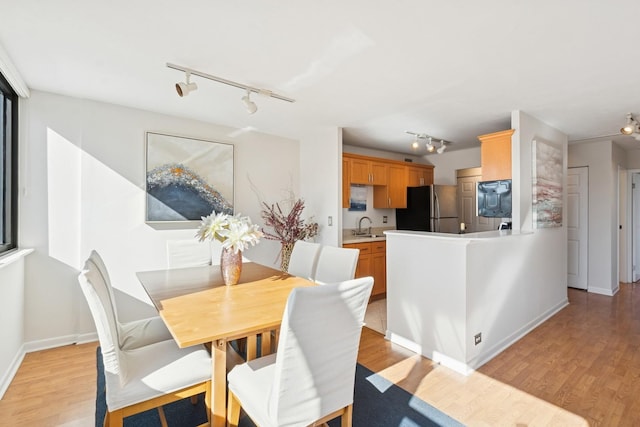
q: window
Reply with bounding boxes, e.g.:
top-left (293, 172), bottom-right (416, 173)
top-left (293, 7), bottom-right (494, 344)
top-left (0, 71), bottom-right (18, 255)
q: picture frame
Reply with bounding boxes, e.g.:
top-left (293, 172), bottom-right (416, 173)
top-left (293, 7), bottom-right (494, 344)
top-left (145, 132), bottom-right (234, 223)
top-left (532, 137), bottom-right (562, 228)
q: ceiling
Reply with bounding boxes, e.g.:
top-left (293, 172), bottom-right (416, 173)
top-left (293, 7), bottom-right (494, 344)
top-left (2, 1), bottom-right (640, 156)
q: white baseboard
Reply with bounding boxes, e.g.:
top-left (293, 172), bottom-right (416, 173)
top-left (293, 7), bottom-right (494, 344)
top-left (0, 344), bottom-right (25, 400)
top-left (587, 285), bottom-right (618, 296)
top-left (23, 334), bottom-right (80, 353)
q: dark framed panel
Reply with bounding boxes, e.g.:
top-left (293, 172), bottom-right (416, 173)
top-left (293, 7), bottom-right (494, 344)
top-left (0, 71), bottom-right (18, 255)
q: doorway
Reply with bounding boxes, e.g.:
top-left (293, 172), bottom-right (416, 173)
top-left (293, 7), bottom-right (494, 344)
top-left (567, 167), bottom-right (588, 289)
top-left (631, 173), bottom-right (640, 282)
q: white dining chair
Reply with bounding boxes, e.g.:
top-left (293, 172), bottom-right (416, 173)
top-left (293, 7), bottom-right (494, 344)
top-left (166, 239), bottom-right (212, 268)
top-left (286, 240), bottom-right (321, 280)
top-left (314, 245), bottom-right (360, 284)
top-left (78, 256), bottom-right (212, 427)
top-left (88, 250), bottom-right (172, 350)
top-left (227, 276), bottom-right (373, 427)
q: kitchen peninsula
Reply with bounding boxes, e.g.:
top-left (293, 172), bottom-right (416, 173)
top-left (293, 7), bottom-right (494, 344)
top-left (384, 229), bottom-right (568, 375)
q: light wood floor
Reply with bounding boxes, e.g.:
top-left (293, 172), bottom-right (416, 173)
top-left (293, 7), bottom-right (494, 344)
top-left (2, 285), bottom-right (640, 426)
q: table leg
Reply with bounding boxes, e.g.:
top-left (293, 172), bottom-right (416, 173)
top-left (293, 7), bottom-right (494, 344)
top-left (212, 339), bottom-right (227, 427)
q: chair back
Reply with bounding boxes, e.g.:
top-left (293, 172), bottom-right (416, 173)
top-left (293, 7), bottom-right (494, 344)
top-left (270, 277), bottom-right (373, 426)
top-left (286, 240), bottom-right (321, 280)
top-left (166, 239), bottom-right (212, 268)
top-left (78, 257), bottom-right (123, 377)
top-left (314, 245), bottom-right (360, 284)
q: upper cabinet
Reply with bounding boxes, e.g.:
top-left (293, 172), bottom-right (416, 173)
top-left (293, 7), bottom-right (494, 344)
top-left (342, 153), bottom-right (434, 209)
top-left (350, 157), bottom-right (387, 185)
top-left (374, 164), bottom-right (407, 208)
top-left (407, 165), bottom-right (434, 187)
top-left (478, 129), bottom-right (515, 181)
top-left (342, 157), bottom-right (350, 208)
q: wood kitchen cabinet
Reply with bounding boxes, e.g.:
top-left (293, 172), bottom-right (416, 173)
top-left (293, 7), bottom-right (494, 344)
top-left (373, 164), bottom-right (407, 208)
top-left (349, 157), bottom-right (387, 185)
top-left (342, 157), bottom-right (350, 208)
top-left (478, 129), bottom-right (515, 181)
top-left (407, 165), bottom-right (434, 187)
top-left (343, 240), bottom-right (386, 300)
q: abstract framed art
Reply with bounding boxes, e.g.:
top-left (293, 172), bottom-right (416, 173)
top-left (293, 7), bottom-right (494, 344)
top-left (145, 132), bottom-right (234, 223)
top-left (532, 137), bottom-right (563, 228)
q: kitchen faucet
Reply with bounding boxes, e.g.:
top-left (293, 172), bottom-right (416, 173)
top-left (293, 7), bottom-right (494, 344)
top-left (356, 216), bottom-right (372, 235)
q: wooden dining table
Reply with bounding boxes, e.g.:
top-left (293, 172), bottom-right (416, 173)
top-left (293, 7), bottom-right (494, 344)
top-left (137, 262), bottom-right (316, 427)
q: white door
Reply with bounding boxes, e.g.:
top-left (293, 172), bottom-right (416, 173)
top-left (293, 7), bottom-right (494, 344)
top-left (458, 176), bottom-right (477, 233)
top-left (632, 173), bottom-right (640, 281)
top-left (567, 167), bottom-right (588, 289)
top-left (458, 175), bottom-right (500, 233)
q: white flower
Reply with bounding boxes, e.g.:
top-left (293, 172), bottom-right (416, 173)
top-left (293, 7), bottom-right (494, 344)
top-left (196, 211), bottom-right (263, 254)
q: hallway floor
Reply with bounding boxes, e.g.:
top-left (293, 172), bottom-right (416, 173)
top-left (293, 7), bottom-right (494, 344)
top-left (364, 298), bottom-right (386, 335)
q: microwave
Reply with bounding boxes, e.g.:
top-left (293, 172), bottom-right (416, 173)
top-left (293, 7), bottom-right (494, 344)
top-left (477, 179), bottom-right (512, 218)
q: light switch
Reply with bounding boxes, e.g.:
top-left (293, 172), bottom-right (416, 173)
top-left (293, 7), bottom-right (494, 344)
top-left (328, 216), bottom-right (333, 226)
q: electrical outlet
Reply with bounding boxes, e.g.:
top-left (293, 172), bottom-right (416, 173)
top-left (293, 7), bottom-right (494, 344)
top-left (383, 216), bottom-right (388, 224)
top-left (474, 333), bottom-right (482, 345)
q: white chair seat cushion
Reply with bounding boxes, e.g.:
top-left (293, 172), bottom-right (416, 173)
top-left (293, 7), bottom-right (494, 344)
top-left (228, 353), bottom-right (278, 427)
top-left (105, 339), bottom-right (211, 411)
top-left (118, 316), bottom-right (173, 351)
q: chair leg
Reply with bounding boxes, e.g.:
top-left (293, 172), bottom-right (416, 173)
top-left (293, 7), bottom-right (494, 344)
top-left (227, 390), bottom-right (241, 427)
top-left (341, 404), bottom-right (353, 427)
top-left (205, 380), bottom-right (212, 423)
top-left (106, 409), bottom-right (124, 427)
top-left (158, 406), bottom-right (168, 427)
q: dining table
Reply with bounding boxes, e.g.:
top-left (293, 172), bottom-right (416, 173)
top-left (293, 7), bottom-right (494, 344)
top-left (137, 261), bottom-right (316, 427)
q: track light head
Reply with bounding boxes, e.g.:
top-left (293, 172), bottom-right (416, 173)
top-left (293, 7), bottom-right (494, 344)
top-left (242, 89), bottom-right (257, 114)
top-left (411, 136), bottom-right (420, 149)
top-left (437, 140), bottom-right (447, 154)
top-left (621, 113), bottom-right (637, 135)
top-left (426, 137), bottom-right (435, 153)
top-left (175, 72), bottom-right (197, 97)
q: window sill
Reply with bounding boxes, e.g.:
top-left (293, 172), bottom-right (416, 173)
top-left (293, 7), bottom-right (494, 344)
top-left (0, 248), bottom-right (34, 270)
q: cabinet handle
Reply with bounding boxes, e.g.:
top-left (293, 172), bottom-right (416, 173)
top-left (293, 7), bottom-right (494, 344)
top-left (388, 197), bottom-right (391, 207)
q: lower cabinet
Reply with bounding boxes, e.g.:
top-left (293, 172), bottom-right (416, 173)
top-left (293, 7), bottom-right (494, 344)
top-left (343, 241), bottom-right (386, 299)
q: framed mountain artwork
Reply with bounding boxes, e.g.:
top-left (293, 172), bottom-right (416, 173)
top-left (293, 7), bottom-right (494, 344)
top-left (145, 132), bottom-right (234, 223)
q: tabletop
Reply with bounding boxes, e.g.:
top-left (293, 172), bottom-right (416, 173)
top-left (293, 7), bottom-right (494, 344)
top-left (137, 262), bottom-right (316, 347)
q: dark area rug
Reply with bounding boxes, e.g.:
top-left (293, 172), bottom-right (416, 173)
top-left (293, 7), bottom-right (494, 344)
top-left (96, 347), bottom-right (464, 426)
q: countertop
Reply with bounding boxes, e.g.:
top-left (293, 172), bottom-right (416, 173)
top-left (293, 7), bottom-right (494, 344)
top-left (343, 235), bottom-right (387, 244)
top-left (384, 229), bottom-right (532, 240)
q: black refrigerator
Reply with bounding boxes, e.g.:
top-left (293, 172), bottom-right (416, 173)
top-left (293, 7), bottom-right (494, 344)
top-left (396, 186), bottom-right (432, 232)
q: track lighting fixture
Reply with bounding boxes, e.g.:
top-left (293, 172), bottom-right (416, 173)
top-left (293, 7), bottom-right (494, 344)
top-left (405, 131), bottom-right (452, 154)
top-left (426, 137), bottom-right (435, 153)
top-left (175, 71), bottom-right (197, 97)
top-left (167, 63), bottom-right (295, 114)
top-left (621, 113), bottom-right (640, 136)
top-left (241, 89), bottom-right (258, 114)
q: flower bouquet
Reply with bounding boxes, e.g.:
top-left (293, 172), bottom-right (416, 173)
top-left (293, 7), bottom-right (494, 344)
top-left (261, 198), bottom-right (318, 271)
top-left (196, 212), bottom-right (263, 284)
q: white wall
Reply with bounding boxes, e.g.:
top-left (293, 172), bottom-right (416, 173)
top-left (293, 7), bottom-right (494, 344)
top-left (568, 139), bottom-right (621, 295)
top-left (20, 90), bottom-right (302, 344)
top-left (0, 255), bottom-right (27, 398)
top-left (299, 127), bottom-right (342, 247)
top-left (427, 147), bottom-right (481, 185)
